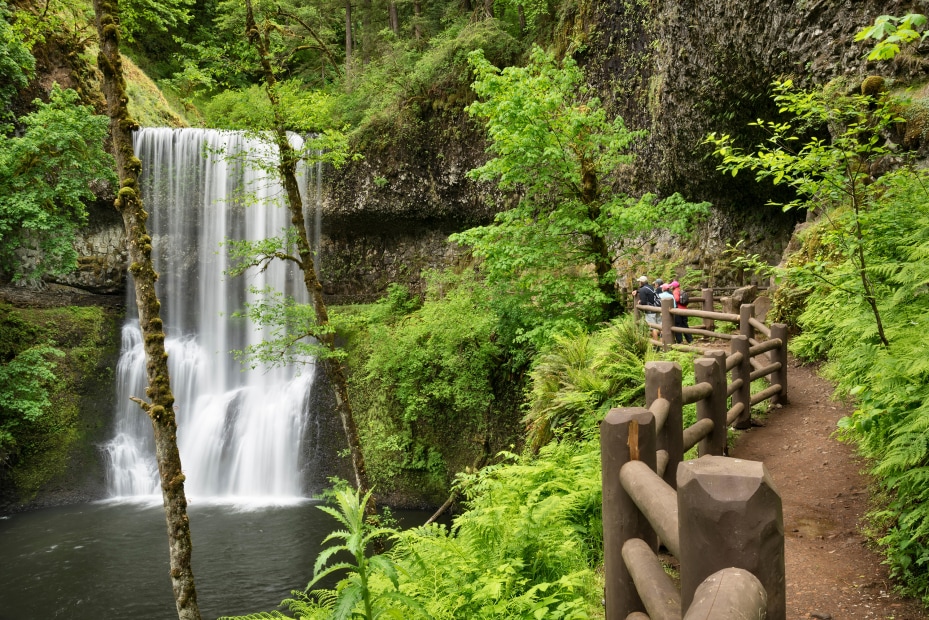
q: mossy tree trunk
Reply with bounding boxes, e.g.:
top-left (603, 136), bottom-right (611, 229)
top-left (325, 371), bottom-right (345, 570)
top-left (245, 0), bottom-right (370, 497)
top-left (92, 3), bottom-right (201, 619)
top-left (580, 163), bottom-right (620, 317)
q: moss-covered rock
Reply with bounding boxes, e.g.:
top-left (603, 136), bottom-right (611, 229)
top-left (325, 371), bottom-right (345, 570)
top-left (0, 292), bottom-right (123, 514)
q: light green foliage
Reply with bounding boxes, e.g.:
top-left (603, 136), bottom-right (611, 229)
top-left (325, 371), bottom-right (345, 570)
top-left (231, 286), bottom-right (341, 369)
top-left (0, 305), bottom-right (62, 461)
top-left (0, 6), bottom-right (35, 128)
top-left (293, 488), bottom-right (424, 620)
top-left (493, 0), bottom-right (551, 33)
top-left (525, 317), bottom-right (651, 452)
top-left (221, 487), bottom-right (424, 620)
top-left (855, 13), bottom-right (928, 60)
top-left (204, 81), bottom-right (339, 133)
top-left (392, 443), bottom-right (601, 619)
top-left (706, 79), bottom-right (905, 346)
top-left (364, 275), bottom-right (500, 424)
top-left (455, 46), bottom-right (709, 350)
top-left (213, 0), bottom-right (343, 85)
top-left (0, 85), bottom-right (116, 284)
top-left (465, 46), bottom-right (641, 196)
top-left (6, 0), bottom-right (95, 50)
top-left (334, 19), bottom-right (520, 134)
top-left (120, 0), bottom-right (193, 43)
top-left (332, 276), bottom-right (501, 495)
top-left (785, 170), bottom-right (929, 602)
top-left (224, 446), bottom-right (601, 619)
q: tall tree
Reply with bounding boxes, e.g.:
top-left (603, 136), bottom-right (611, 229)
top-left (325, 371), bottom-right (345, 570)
top-left (360, 0), bottom-right (371, 64)
top-left (455, 47), bottom-right (709, 348)
top-left (344, 0), bottom-right (353, 76)
top-left (243, 0), bottom-right (369, 495)
top-left (388, 0), bottom-right (399, 34)
top-left (92, 2), bottom-right (201, 619)
top-left (413, 0), bottom-right (422, 41)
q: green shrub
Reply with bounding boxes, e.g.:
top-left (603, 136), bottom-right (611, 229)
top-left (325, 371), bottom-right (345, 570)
top-left (709, 77), bottom-right (929, 600)
top-left (364, 275), bottom-right (500, 425)
top-left (0, 305), bottom-right (62, 464)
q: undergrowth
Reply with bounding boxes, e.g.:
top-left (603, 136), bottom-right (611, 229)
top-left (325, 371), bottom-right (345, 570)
top-left (785, 166), bottom-right (929, 603)
top-left (708, 75), bottom-right (929, 602)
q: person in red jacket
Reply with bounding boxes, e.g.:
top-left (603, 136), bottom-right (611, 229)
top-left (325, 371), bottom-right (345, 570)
top-left (671, 280), bottom-right (693, 344)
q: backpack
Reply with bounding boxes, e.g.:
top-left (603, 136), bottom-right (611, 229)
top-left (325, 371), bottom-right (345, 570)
top-left (648, 286), bottom-right (661, 307)
top-left (679, 289), bottom-right (690, 306)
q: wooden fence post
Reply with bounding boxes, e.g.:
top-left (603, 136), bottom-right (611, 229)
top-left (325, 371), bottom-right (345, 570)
top-left (694, 356), bottom-right (726, 456)
top-left (677, 456), bottom-right (785, 620)
top-left (701, 288), bottom-right (714, 332)
top-left (771, 323), bottom-right (789, 405)
top-left (730, 335), bottom-right (752, 429)
top-left (645, 361), bottom-right (683, 488)
top-left (740, 303), bottom-right (755, 340)
top-left (601, 408), bottom-right (658, 620)
top-left (660, 296), bottom-right (674, 350)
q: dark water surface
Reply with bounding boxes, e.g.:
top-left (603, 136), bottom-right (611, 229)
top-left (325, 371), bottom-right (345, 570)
top-left (0, 500), bottom-right (424, 620)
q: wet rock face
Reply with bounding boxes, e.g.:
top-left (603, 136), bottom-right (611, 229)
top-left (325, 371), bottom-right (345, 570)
top-left (50, 199), bottom-right (127, 295)
top-left (585, 0), bottom-right (920, 205)
top-left (322, 110), bottom-right (502, 225)
top-left (319, 110), bottom-right (502, 300)
top-left (319, 223), bottom-right (467, 303)
top-left (317, 1), bottom-right (928, 299)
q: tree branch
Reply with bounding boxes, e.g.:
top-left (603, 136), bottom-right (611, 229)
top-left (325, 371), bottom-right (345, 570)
top-left (275, 7), bottom-right (343, 76)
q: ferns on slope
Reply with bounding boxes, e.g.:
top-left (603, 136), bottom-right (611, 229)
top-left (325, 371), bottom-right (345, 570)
top-left (789, 168), bottom-right (929, 602)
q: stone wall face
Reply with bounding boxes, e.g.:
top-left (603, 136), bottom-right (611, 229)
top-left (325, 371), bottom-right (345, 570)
top-left (316, 0), bottom-right (927, 299)
top-left (587, 0), bottom-right (918, 203)
top-left (52, 199), bottom-right (127, 294)
top-left (316, 109), bottom-right (503, 300)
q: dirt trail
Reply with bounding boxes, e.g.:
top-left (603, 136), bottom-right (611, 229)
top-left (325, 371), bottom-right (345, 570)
top-left (728, 357), bottom-right (927, 620)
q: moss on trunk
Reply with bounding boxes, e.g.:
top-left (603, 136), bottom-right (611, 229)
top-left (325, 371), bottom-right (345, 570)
top-left (92, 1), bottom-right (201, 618)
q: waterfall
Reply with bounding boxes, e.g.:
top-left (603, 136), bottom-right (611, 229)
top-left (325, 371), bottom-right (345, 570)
top-left (104, 128), bottom-right (323, 501)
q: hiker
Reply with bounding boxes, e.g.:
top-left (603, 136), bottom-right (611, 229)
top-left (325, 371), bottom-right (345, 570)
top-left (658, 282), bottom-right (676, 343)
top-left (671, 280), bottom-right (693, 344)
top-left (658, 282), bottom-right (676, 307)
top-left (634, 275), bottom-right (660, 340)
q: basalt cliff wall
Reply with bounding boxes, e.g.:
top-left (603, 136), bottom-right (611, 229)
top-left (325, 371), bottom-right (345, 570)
top-left (37, 0), bottom-right (928, 299)
top-left (318, 0), bottom-right (925, 299)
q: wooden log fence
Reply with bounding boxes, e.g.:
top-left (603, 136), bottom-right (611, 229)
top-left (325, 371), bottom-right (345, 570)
top-left (601, 407), bottom-right (784, 620)
top-left (600, 303), bottom-right (790, 619)
top-left (635, 291), bottom-right (789, 420)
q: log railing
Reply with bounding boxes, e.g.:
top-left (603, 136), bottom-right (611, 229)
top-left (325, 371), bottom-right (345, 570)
top-left (601, 406), bottom-right (785, 620)
top-left (634, 285), bottom-right (777, 354)
top-left (600, 313), bottom-right (790, 619)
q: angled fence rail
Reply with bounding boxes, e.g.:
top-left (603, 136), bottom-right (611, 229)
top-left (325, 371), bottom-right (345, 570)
top-left (635, 285), bottom-right (780, 356)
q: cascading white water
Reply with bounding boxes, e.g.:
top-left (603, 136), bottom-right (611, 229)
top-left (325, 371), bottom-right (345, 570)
top-left (104, 128), bottom-right (322, 501)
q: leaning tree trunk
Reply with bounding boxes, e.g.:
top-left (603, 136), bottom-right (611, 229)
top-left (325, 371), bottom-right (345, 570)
top-left (245, 0), bottom-right (370, 496)
top-left (92, 2), bottom-right (201, 620)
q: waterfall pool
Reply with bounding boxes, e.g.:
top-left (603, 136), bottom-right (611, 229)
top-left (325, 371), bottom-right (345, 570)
top-left (0, 500), bottom-right (428, 619)
top-left (0, 128), bottom-right (373, 619)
